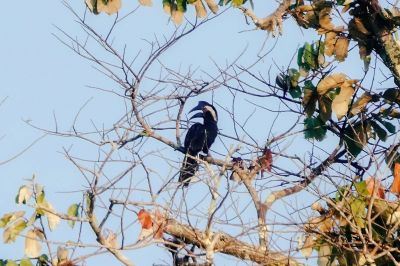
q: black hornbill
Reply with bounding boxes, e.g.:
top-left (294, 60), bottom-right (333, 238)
top-left (179, 101), bottom-right (218, 186)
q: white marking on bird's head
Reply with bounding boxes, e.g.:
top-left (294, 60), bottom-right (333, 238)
top-left (203, 105), bottom-right (218, 122)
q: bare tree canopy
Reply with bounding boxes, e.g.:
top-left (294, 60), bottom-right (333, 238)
top-left (2, 0), bottom-right (400, 265)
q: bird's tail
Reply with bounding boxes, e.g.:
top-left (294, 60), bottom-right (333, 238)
top-left (179, 154), bottom-right (199, 187)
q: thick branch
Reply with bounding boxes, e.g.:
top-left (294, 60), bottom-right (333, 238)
top-left (164, 218), bottom-right (303, 266)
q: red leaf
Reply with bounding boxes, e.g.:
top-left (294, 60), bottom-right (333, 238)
top-left (391, 163), bottom-right (400, 194)
top-left (138, 209), bottom-right (152, 229)
top-left (366, 177), bottom-right (385, 199)
top-left (260, 148), bottom-right (273, 173)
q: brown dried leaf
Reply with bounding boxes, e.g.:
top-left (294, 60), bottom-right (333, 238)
top-left (138, 209), bottom-right (152, 229)
top-left (317, 73), bottom-right (346, 95)
top-left (171, 8), bottom-right (184, 24)
top-left (153, 209), bottom-right (165, 239)
top-left (204, 0), bottom-right (218, 14)
top-left (332, 81), bottom-right (356, 120)
top-left (300, 235), bottom-right (314, 258)
top-left (334, 37), bottom-right (349, 61)
top-left (259, 148), bottom-right (273, 173)
top-left (193, 0), bottom-right (207, 18)
top-left (317, 8), bottom-right (335, 34)
top-left (138, 0), bottom-right (152, 6)
top-left (350, 92), bottom-right (372, 116)
top-left (324, 32), bottom-right (337, 56)
top-left (97, 0), bottom-right (121, 15)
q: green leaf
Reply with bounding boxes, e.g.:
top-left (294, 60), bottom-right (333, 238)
top-left (5, 260), bottom-right (17, 266)
top-left (304, 117), bottom-right (327, 141)
top-left (289, 86), bottom-right (302, 98)
top-left (288, 68), bottom-right (300, 87)
top-left (350, 198), bottom-right (366, 228)
top-left (303, 42), bottom-right (317, 69)
top-left (344, 122), bottom-right (369, 157)
top-left (3, 219), bottom-right (27, 243)
top-left (176, 0), bottom-right (187, 11)
top-left (370, 120), bottom-right (387, 141)
top-left (381, 120), bottom-right (396, 134)
top-left (67, 204), bottom-right (79, 228)
top-left (20, 259), bottom-right (33, 266)
top-left (354, 181), bottom-right (368, 197)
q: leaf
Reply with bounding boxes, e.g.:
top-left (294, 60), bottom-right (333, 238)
top-left (19, 259), bottom-right (33, 266)
top-left (0, 211), bottom-right (25, 228)
top-left (317, 244), bottom-right (331, 266)
top-left (193, 0), bottom-right (207, 17)
top-left (331, 82), bottom-right (355, 120)
top-left (97, 0), bottom-right (121, 15)
top-left (380, 120), bottom-right (396, 134)
top-left (16, 185), bottom-right (32, 205)
top-left (355, 180), bottom-right (368, 197)
top-left (138, 0), bottom-right (152, 6)
top-left (3, 219), bottom-right (27, 243)
top-left (350, 92), bottom-right (372, 116)
top-left (39, 202), bottom-right (60, 231)
top-left (259, 148), bottom-right (273, 173)
top-left (304, 117), bottom-right (327, 141)
top-left (366, 177), bottom-right (385, 199)
top-left (289, 86), bottom-right (302, 98)
top-left (318, 7), bottom-right (335, 34)
top-left (303, 42), bottom-right (317, 69)
top-left (390, 163), bottom-right (400, 193)
top-left (370, 120), bottom-right (387, 141)
top-left (67, 204), bottom-right (79, 228)
top-left (324, 32), bottom-right (336, 56)
top-left (171, 8), bottom-right (184, 25)
top-left (334, 36), bottom-right (349, 61)
top-left (299, 234), bottom-right (314, 258)
top-left (204, 0), bottom-right (218, 13)
top-left (344, 122), bottom-right (369, 157)
top-left (4, 261), bottom-right (17, 266)
top-left (318, 95), bottom-right (332, 122)
top-left (317, 73), bottom-right (346, 95)
top-left (382, 88), bottom-right (400, 103)
top-left (303, 81), bottom-right (317, 117)
top-left (386, 210), bottom-right (400, 225)
top-left (350, 198), bottom-right (366, 228)
top-left (25, 229), bottom-right (43, 258)
top-left (163, 0), bottom-right (172, 14)
top-left (138, 209), bottom-right (152, 229)
top-left (104, 230), bottom-right (118, 248)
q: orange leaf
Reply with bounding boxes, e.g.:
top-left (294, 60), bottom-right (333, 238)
top-left (391, 163), bottom-right (400, 193)
top-left (366, 177), bottom-right (385, 199)
top-left (138, 209), bottom-right (152, 229)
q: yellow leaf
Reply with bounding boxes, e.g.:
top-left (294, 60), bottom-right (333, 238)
top-left (332, 81), bottom-right (355, 120)
top-left (98, 0), bottom-right (121, 15)
top-left (41, 202), bottom-right (60, 231)
top-left (25, 229), bottom-right (43, 258)
top-left (104, 230), bottom-right (118, 248)
top-left (317, 73), bottom-right (347, 95)
top-left (57, 246), bottom-right (69, 262)
top-left (193, 0), bottom-right (207, 18)
top-left (334, 37), bottom-right (349, 61)
top-left (350, 92), bottom-right (372, 116)
top-left (138, 0), bottom-right (152, 6)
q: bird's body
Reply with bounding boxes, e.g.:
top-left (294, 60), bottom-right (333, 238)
top-left (179, 101), bottom-right (218, 186)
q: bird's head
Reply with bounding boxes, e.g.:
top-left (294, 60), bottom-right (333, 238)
top-left (189, 101), bottom-right (218, 123)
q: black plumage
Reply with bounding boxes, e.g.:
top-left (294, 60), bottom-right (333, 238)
top-left (179, 101), bottom-right (218, 186)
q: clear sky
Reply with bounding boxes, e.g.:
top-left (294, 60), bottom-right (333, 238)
top-left (0, 1), bottom-right (384, 265)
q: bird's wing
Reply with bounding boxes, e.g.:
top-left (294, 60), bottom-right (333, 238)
top-left (184, 123), bottom-right (206, 154)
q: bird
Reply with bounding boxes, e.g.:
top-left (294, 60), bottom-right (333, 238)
top-left (179, 101), bottom-right (218, 187)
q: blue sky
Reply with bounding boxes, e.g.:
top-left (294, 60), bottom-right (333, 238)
top-left (0, 1), bottom-right (388, 265)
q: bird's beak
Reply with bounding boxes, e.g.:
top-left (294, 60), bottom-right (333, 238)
top-left (189, 112), bottom-right (204, 120)
top-left (189, 102), bottom-right (204, 113)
